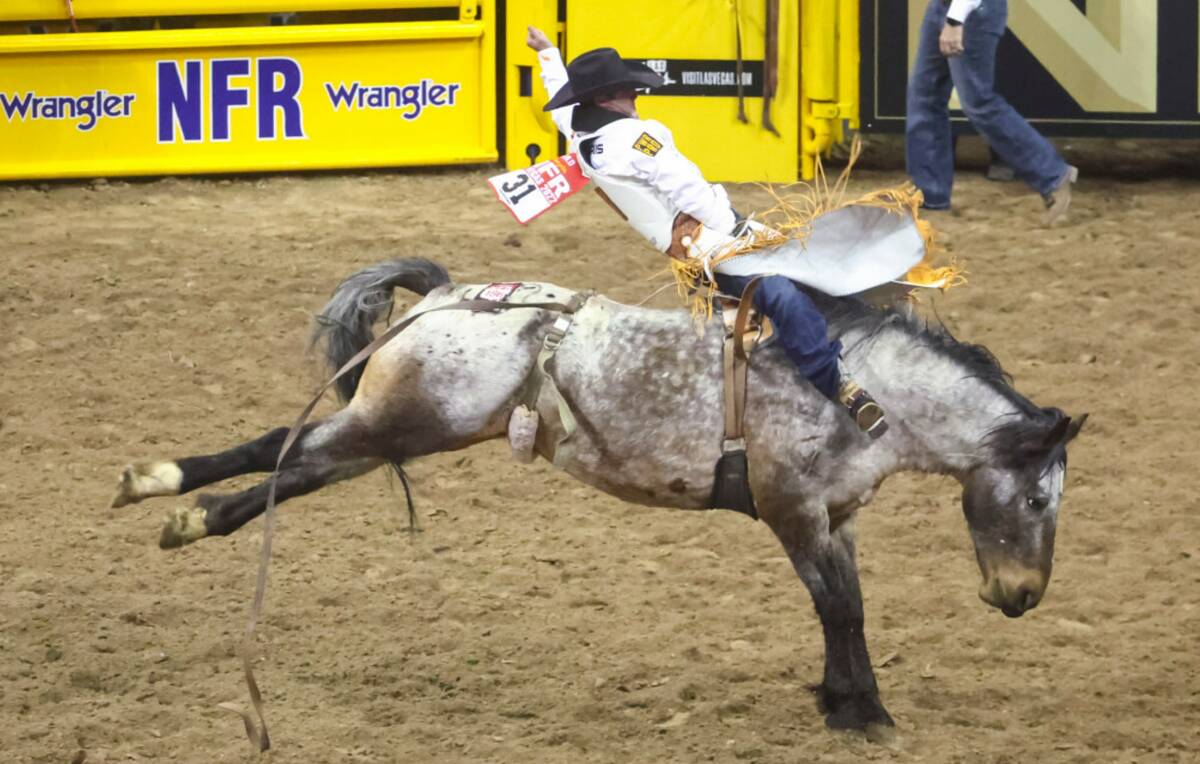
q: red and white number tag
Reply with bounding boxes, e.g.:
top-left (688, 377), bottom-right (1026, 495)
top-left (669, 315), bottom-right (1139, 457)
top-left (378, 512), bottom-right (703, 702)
top-left (488, 153), bottom-right (590, 224)
top-left (477, 282), bottom-right (522, 302)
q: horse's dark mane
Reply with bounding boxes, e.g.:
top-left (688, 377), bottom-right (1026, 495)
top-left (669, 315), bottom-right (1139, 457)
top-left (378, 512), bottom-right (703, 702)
top-left (809, 291), bottom-right (1067, 469)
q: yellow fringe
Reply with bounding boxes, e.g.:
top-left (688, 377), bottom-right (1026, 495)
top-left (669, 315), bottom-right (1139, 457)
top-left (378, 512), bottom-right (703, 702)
top-left (668, 256), bottom-right (713, 321)
top-left (666, 135), bottom-right (966, 314)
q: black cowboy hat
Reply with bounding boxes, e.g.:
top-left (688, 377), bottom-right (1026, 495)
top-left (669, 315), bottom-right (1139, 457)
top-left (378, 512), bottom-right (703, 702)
top-left (543, 47), bottom-right (663, 111)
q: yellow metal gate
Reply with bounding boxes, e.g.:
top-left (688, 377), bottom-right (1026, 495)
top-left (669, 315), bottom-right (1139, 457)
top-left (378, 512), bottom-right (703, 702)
top-left (0, 1), bottom-right (497, 179)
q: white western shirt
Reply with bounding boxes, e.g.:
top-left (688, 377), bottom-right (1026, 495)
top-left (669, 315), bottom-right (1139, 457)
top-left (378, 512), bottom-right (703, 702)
top-left (946, 0), bottom-right (982, 24)
top-left (536, 47), bottom-right (738, 239)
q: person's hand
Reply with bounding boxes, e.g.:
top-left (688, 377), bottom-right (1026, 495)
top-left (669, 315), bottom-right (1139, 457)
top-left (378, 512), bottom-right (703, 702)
top-left (526, 26), bottom-right (553, 52)
top-left (939, 23), bottom-right (965, 57)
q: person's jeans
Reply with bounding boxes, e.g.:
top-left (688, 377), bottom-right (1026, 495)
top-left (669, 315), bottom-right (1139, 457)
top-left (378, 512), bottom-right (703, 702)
top-left (905, 0), bottom-right (1067, 208)
top-left (714, 273), bottom-right (842, 401)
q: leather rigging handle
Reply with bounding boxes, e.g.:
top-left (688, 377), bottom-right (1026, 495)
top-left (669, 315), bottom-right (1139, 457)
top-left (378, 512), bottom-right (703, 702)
top-left (722, 277), bottom-right (763, 443)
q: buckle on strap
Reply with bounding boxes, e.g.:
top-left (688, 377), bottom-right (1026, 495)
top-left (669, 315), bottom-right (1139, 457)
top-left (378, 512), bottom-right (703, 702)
top-left (543, 315), bottom-right (573, 352)
top-left (721, 437), bottom-right (746, 454)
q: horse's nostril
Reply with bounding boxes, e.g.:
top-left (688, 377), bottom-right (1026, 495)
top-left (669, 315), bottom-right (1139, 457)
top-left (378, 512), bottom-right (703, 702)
top-left (1018, 587), bottom-right (1038, 612)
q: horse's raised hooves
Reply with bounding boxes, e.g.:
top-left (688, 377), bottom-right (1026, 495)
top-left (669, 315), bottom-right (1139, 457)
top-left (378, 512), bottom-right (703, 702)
top-left (159, 506), bottom-right (208, 549)
top-left (111, 461), bottom-right (183, 508)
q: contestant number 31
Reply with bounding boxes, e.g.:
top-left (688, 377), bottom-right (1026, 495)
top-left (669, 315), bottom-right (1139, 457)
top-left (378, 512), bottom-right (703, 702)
top-left (501, 174), bottom-right (538, 205)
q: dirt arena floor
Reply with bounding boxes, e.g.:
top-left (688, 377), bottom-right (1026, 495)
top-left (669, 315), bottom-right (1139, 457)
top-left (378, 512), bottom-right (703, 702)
top-left (1, 143), bottom-right (1197, 763)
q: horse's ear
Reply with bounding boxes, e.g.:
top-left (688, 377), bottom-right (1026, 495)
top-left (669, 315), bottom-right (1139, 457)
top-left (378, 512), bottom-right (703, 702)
top-left (1039, 411), bottom-right (1070, 448)
top-left (1065, 413), bottom-right (1089, 443)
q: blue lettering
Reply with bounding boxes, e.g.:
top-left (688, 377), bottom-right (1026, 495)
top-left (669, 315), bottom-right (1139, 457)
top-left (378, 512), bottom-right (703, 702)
top-left (0, 91), bottom-right (34, 120)
top-left (400, 84), bottom-right (422, 120)
top-left (257, 57), bottom-right (304, 139)
top-left (157, 60), bottom-right (203, 143)
top-left (210, 58), bottom-right (250, 142)
top-left (320, 77), bottom-right (461, 121)
top-left (325, 82), bottom-right (357, 110)
top-left (75, 95), bottom-right (97, 131)
top-left (0, 89), bottom-right (132, 132)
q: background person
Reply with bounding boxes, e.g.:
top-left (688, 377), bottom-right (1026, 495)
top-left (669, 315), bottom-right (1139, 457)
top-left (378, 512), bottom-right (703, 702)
top-left (905, 0), bottom-right (1077, 224)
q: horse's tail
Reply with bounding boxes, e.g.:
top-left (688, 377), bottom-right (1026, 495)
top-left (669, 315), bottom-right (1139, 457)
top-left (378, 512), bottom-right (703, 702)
top-left (311, 257), bottom-right (452, 403)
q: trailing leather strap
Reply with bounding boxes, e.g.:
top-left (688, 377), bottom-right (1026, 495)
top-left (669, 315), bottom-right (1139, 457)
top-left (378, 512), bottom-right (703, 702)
top-left (225, 295), bottom-right (582, 754)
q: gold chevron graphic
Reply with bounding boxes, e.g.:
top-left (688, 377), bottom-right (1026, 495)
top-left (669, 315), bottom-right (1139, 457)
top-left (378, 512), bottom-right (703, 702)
top-left (907, 0), bottom-right (1159, 113)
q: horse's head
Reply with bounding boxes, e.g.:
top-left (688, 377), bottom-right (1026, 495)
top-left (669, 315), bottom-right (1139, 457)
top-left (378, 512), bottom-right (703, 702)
top-left (961, 409), bottom-right (1087, 618)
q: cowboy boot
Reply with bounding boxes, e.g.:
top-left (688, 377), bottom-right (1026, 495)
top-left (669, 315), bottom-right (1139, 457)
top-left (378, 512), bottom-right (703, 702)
top-left (838, 374), bottom-right (888, 439)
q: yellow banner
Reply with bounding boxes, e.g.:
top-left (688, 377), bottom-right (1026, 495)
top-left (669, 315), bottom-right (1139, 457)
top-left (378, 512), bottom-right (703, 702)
top-left (0, 21), bottom-right (496, 179)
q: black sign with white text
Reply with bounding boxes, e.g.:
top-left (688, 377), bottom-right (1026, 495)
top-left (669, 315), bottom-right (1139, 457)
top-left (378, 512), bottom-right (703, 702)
top-left (636, 58), bottom-right (765, 98)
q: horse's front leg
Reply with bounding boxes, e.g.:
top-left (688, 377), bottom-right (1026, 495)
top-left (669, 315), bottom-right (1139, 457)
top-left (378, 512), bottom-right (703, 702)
top-left (768, 509), bottom-right (893, 733)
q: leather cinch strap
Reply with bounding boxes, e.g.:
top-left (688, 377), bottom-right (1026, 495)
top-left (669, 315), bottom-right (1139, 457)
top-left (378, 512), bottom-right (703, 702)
top-left (226, 294), bottom-right (585, 754)
top-left (711, 278), bottom-right (763, 519)
top-left (523, 304), bottom-right (589, 465)
top-left (723, 277), bottom-right (764, 445)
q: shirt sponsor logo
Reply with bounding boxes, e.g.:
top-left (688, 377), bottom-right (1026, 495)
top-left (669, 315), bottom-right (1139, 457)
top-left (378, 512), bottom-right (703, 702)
top-left (324, 79), bottom-right (461, 121)
top-left (633, 132), bottom-right (663, 156)
top-left (1, 89), bottom-right (136, 132)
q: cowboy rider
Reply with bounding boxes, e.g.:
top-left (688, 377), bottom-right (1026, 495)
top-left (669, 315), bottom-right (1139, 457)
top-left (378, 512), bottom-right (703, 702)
top-left (527, 27), bottom-right (887, 439)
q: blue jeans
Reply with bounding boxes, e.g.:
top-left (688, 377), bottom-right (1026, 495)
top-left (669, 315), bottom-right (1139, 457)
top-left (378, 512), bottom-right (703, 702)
top-left (714, 273), bottom-right (842, 400)
top-left (905, 0), bottom-right (1067, 209)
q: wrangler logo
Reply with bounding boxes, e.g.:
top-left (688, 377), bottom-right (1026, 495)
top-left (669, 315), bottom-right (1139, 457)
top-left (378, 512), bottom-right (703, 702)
top-left (632, 132), bottom-right (663, 156)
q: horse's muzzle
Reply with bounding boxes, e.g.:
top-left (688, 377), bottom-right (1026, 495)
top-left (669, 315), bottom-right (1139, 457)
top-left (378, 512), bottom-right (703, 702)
top-left (978, 564), bottom-right (1047, 617)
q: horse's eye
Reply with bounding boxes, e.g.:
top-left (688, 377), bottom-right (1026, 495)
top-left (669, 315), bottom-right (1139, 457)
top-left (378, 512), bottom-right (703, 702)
top-left (1026, 496), bottom-right (1048, 512)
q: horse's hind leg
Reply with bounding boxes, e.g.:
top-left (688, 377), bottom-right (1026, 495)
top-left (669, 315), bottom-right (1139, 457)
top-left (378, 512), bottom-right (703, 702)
top-left (112, 423), bottom-right (321, 508)
top-left (160, 457), bottom-right (382, 548)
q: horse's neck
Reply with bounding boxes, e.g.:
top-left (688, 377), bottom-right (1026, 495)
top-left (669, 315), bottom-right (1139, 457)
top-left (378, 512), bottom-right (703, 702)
top-left (846, 327), bottom-right (1024, 477)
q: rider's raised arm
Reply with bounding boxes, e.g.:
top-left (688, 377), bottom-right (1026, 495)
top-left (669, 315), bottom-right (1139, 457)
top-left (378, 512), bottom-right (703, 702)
top-left (536, 47), bottom-right (575, 139)
top-left (626, 121), bottom-right (737, 235)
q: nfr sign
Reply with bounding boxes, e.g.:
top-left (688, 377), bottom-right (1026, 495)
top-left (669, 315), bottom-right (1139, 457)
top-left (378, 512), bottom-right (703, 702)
top-left (157, 57), bottom-right (305, 144)
top-left (0, 20), bottom-right (496, 180)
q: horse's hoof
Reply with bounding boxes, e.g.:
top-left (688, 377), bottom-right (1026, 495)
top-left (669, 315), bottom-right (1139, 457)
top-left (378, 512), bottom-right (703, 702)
top-left (159, 506), bottom-right (208, 549)
top-left (112, 461), bottom-right (183, 508)
top-left (864, 722), bottom-right (898, 745)
top-left (819, 687), bottom-right (894, 735)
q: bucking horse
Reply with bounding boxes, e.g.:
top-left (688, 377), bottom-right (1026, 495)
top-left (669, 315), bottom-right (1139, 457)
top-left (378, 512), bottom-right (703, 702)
top-left (112, 257), bottom-right (1085, 735)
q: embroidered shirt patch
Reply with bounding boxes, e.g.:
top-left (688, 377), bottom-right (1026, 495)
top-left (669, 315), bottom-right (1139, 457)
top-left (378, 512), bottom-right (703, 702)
top-left (478, 282), bottom-right (522, 302)
top-left (632, 132), bottom-right (663, 157)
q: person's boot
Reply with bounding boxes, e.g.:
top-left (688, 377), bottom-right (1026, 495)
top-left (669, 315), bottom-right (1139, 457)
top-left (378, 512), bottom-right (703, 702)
top-left (1043, 165), bottom-right (1079, 226)
top-left (838, 376), bottom-right (888, 439)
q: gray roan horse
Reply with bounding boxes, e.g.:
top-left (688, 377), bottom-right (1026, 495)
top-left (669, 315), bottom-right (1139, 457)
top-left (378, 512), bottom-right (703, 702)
top-left (113, 257), bottom-right (1085, 733)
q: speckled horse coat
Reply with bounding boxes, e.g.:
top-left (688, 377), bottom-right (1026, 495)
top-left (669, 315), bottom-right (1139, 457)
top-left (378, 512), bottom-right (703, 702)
top-left (113, 257), bottom-right (1085, 734)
